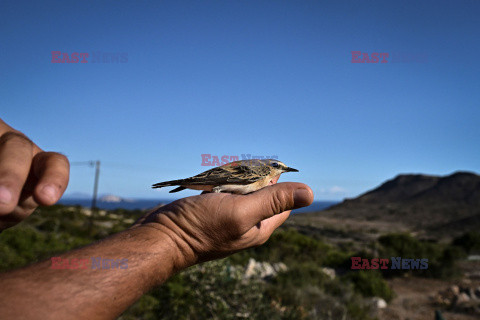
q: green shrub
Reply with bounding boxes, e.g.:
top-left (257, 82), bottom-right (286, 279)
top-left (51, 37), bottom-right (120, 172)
top-left (452, 231), bottom-right (480, 254)
top-left (342, 271), bottom-right (394, 302)
top-left (323, 249), bottom-right (356, 269)
top-left (378, 233), bottom-right (462, 279)
top-left (0, 225), bottom-right (91, 272)
top-left (269, 262), bottom-right (373, 320)
top-left (230, 228), bottom-right (332, 266)
top-left (148, 260), bottom-right (293, 320)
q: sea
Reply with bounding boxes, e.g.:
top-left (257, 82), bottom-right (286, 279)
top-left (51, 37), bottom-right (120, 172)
top-left (58, 198), bottom-right (339, 213)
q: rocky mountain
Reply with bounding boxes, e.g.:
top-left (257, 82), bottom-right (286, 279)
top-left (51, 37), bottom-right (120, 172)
top-left (324, 171), bottom-right (480, 236)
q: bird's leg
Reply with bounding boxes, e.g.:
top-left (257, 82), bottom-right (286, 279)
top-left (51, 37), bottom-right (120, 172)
top-left (212, 186), bottom-right (223, 193)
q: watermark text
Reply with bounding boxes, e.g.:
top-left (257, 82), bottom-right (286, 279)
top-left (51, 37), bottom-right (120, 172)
top-left (201, 154), bottom-right (279, 166)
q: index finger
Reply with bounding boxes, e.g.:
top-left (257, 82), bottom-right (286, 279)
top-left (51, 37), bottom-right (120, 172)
top-left (0, 119), bottom-right (43, 154)
top-left (0, 132), bottom-right (34, 214)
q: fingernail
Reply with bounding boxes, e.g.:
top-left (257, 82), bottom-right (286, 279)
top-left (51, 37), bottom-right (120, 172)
top-left (294, 188), bottom-right (312, 208)
top-left (0, 186), bottom-right (13, 205)
top-left (41, 185), bottom-right (58, 203)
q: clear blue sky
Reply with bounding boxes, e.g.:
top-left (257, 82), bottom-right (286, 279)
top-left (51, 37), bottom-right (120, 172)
top-left (1, 0), bottom-right (479, 201)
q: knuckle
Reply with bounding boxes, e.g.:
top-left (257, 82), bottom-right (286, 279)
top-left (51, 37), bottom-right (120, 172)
top-left (34, 152), bottom-right (70, 180)
top-left (270, 190), bottom-right (289, 214)
top-left (51, 153), bottom-right (70, 175)
top-left (162, 200), bottom-right (188, 216)
top-left (49, 152), bottom-right (69, 166)
top-left (39, 152), bottom-right (69, 165)
top-left (0, 171), bottom-right (24, 190)
top-left (0, 131), bottom-right (33, 148)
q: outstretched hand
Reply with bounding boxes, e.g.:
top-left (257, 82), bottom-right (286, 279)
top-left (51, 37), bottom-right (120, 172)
top-left (132, 182), bottom-right (314, 269)
top-left (0, 119), bottom-right (70, 230)
top-left (0, 117), bottom-right (314, 319)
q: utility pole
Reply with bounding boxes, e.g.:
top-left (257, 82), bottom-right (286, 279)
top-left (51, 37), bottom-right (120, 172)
top-left (88, 160), bottom-right (100, 234)
top-left (91, 160), bottom-right (101, 212)
top-left (71, 160), bottom-right (101, 232)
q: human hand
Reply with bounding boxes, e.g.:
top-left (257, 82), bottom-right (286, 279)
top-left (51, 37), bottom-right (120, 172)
top-left (132, 182), bottom-right (313, 269)
top-left (0, 118), bottom-right (70, 230)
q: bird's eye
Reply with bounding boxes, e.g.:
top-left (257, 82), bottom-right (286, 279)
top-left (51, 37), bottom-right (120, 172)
top-left (272, 162), bottom-right (279, 168)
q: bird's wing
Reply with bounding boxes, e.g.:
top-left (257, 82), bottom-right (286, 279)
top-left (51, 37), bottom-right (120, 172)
top-left (152, 164), bottom-right (271, 188)
top-left (190, 164), bottom-right (271, 184)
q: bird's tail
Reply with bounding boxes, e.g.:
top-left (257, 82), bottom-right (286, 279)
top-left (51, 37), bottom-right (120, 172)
top-left (151, 179), bottom-right (185, 189)
top-left (169, 186), bottom-right (187, 193)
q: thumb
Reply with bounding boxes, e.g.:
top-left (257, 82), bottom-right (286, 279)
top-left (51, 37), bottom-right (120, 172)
top-left (238, 182), bottom-right (314, 227)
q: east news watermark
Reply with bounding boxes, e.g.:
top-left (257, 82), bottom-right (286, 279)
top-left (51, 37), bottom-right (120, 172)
top-left (351, 51), bottom-right (428, 63)
top-left (51, 257), bottom-right (128, 270)
top-left (351, 257), bottom-right (429, 270)
top-left (51, 51), bottom-right (128, 63)
top-left (201, 154), bottom-right (279, 167)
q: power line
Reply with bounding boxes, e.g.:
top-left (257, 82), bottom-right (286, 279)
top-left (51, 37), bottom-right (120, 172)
top-left (70, 161), bottom-right (96, 167)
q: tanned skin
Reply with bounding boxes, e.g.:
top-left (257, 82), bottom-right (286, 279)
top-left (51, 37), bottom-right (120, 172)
top-left (0, 118), bottom-right (314, 319)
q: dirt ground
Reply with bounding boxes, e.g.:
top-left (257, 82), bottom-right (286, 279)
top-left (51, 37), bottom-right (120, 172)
top-left (377, 274), bottom-right (480, 320)
top-left (288, 213), bottom-right (480, 320)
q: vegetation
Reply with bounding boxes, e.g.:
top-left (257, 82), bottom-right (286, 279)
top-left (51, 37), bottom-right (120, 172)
top-left (342, 271), bottom-right (394, 302)
top-left (378, 233), bottom-right (464, 279)
top-left (452, 231), bottom-right (480, 254)
top-left (0, 205), bottom-right (473, 319)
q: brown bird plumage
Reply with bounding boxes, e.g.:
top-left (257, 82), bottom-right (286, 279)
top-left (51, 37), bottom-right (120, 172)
top-left (152, 159), bottom-right (299, 194)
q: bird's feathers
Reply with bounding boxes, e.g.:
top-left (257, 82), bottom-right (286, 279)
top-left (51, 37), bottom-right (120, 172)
top-left (152, 161), bottom-right (271, 189)
top-left (169, 186), bottom-right (187, 193)
top-left (152, 159), bottom-right (298, 194)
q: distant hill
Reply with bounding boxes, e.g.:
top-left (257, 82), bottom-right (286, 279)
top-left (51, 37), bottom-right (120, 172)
top-left (324, 171), bottom-right (480, 236)
top-left (99, 194), bottom-right (134, 203)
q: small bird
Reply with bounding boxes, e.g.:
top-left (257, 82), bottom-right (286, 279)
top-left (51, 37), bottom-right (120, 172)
top-left (152, 159), bottom-right (299, 194)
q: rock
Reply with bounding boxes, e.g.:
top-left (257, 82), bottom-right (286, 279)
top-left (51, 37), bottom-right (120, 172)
top-left (94, 221), bottom-right (114, 228)
top-left (435, 286), bottom-right (456, 304)
top-left (273, 262), bottom-right (288, 273)
top-left (371, 297), bottom-right (387, 309)
top-left (244, 258), bottom-right (257, 279)
top-left (108, 213), bottom-right (120, 219)
top-left (243, 258), bottom-right (287, 280)
top-left (454, 292), bottom-right (471, 306)
top-left (81, 208), bottom-right (92, 216)
top-left (469, 287), bottom-right (478, 300)
top-left (321, 267), bottom-right (336, 279)
top-left (449, 285), bottom-right (460, 296)
top-left (260, 262), bottom-right (275, 279)
top-left (98, 210), bottom-right (107, 217)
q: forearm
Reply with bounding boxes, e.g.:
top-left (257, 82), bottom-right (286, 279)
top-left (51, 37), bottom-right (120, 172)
top-left (0, 226), bottom-right (183, 319)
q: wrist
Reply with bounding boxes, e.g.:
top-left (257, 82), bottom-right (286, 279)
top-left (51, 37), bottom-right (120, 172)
top-left (127, 222), bottom-right (197, 283)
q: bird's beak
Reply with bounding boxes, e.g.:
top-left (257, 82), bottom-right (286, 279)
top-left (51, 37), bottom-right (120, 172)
top-left (285, 167), bottom-right (299, 172)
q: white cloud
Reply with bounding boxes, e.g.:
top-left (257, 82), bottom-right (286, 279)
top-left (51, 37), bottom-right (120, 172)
top-left (329, 186), bottom-right (346, 194)
top-left (317, 186), bottom-right (347, 195)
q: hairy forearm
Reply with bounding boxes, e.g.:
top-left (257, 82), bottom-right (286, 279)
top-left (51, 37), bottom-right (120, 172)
top-left (0, 226), bottom-right (183, 319)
